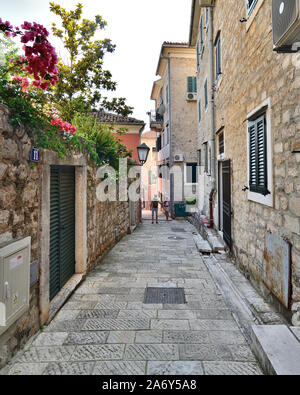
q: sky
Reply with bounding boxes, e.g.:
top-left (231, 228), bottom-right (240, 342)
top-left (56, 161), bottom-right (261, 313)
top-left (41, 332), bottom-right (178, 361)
top-left (1, 0), bottom-right (192, 127)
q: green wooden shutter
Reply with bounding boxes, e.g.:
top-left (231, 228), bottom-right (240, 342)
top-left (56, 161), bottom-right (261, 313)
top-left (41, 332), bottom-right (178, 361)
top-left (249, 115), bottom-right (268, 195)
top-left (50, 166), bottom-right (75, 300)
top-left (198, 99), bottom-right (202, 123)
top-left (187, 77), bottom-right (197, 93)
top-left (50, 167), bottom-right (60, 300)
top-left (197, 42), bottom-right (200, 69)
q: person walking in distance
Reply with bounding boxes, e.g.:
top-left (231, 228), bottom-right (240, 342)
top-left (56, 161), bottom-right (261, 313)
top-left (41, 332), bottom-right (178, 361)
top-left (151, 194), bottom-right (159, 224)
top-left (163, 195), bottom-right (170, 222)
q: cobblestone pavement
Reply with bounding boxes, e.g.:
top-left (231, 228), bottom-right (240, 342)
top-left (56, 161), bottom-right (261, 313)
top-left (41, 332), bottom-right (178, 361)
top-left (2, 221), bottom-right (264, 375)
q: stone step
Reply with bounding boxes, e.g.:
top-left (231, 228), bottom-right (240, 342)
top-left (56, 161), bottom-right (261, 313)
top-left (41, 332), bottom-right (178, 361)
top-left (251, 325), bottom-right (300, 375)
top-left (193, 234), bottom-right (212, 254)
top-left (206, 234), bottom-right (225, 252)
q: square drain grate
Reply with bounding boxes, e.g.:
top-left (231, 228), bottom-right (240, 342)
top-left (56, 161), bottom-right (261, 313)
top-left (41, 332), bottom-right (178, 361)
top-left (144, 287), bottom-right (186, 304)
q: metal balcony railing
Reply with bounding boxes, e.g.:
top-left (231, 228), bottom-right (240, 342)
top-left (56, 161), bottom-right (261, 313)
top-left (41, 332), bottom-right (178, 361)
top-left (148, 110), bottom-right (164, 124)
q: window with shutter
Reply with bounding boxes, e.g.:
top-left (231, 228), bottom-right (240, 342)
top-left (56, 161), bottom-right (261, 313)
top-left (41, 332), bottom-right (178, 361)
top-left (204, 142), bottom-right (208, 173)
top-left (219, 132), bottom-right (224, 155)
top-left (215, 34), bottom-right (221, 82)
top-left (204, 78), bottom-right (208, 109)
top-left (247, 0), bottom-right (258, 16)
top-left (248, 114), bottom-right (269, 195)
top-left (200, 17), bottom-right (204, 52)
top-left (187, 77), bottom-right (197, 93)
top-left (197, 42), bottom-right (200, 70)
top-left (198, 99), bottom-right (202, 123)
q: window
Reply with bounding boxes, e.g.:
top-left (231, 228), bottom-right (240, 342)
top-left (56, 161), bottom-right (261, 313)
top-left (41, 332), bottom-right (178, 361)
top-left (215, 34), bottom-right (222, 82)
top-left (247, 0), bottom-right (258, 16)
top-left (197, 41), bottom-right (200, 71)
top-left (197, 150), bottom-right (202, 175)
top-left (204, 78), bottom-right (208, 110)
top-left (204, 142), bottom-right (208, 173)
top-left (200, 17), bottom-right (204, 52)
top-left (148, 170), bottom-right (153, 185)
top-left (248, 113), bottom-right (269, 196)
top-left (198, 99), bottom-right (202, 123)
top-left (219, 132), bottom-right (224, 155)
top-left (185, 163), bottom-right (197, 184)
top-left (156, 135), bottom-right (162, 152)
top-left (187, 76), bottom-right (197, 93)
top-left (166, 85), bottom-right (169, 104)
top-left (197, 150), bottom-right (201, 166)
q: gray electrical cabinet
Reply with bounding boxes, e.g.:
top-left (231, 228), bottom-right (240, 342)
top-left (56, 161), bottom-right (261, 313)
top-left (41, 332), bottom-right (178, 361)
top-left (0, 237), bottom-right (31, 336)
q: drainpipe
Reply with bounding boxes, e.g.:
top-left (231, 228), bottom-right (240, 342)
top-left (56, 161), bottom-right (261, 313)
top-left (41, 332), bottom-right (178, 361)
top-left (160, 55), bottom-right (173, 214)
top-left (208, 6), bottom-right (216, 228)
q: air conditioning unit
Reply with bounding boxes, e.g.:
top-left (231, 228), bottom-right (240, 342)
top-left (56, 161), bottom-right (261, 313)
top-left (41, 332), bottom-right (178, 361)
top-left (199, 0), bottom-right (214, 7)
top-left (174, 154), bottom-right (185, 163)
top-left (272, 0), bottom-right (300, 51)
top-left (186, 92), bottom-right (197, 101)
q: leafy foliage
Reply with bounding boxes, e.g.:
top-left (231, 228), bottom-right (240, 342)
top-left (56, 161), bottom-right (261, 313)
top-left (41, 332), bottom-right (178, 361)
top-left (0, 66), bottom-right (81, 157)
top-left (72, 114), bottom-right (132, 169)
top-left (49, 2), bottom-right (133, 122)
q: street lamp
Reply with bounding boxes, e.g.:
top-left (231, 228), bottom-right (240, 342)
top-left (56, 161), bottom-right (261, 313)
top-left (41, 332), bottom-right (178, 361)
top-left (137, 143), bottom-right (150, 166)
top-left (137, 143), bottom-right (150, 224)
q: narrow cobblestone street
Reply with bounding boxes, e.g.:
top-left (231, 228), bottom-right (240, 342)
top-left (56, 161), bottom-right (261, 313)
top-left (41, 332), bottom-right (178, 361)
top-left (2, 220), bottom-right (264, 375)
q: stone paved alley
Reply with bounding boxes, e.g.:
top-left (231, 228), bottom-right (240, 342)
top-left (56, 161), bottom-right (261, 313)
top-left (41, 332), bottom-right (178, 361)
top-left (1, 220), bottom-right (267, 375)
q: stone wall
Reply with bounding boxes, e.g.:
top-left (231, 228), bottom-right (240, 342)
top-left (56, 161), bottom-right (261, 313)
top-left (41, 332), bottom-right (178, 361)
top-left (0, 104), bottom-right (138, 367)
top-left (194, 0), bottom-right (300, 324)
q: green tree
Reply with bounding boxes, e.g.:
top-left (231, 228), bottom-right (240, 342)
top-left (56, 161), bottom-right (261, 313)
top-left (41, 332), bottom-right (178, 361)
top-left (49, 2), bottom-right (133, 122)
top-left (0, 33), bottom-right (18, 76)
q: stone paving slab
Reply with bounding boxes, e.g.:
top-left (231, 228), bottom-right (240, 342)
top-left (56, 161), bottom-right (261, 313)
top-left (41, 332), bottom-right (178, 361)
top-left (31, 332), bottom-right (69, 347)
top-left (124, 344), bottom-right (179, 361)
top-left (147, 361), bottom-right (204, 375)
top-left (63, 332), bottom-right (108, 345)
top-left (83, 318), bottom-right (150, 331)
top-left (93, 361), bottom-right (146, 375)
top-left (202, 361), bottom-right (263, 375)
top-left (7, 363), bottom-right (49, 375)
top-left (70, 345), bottom-right (125, 361)
top-left (77, 310), bottom-right (119, 319)
top-left (2, 220), bottom-right (266, 375)
top-left (43, 362), bottom-right (95, 375)
top-left (17, 346), bottom-right (76, 363)
top-left (151, 319), bottom-right (190, 330)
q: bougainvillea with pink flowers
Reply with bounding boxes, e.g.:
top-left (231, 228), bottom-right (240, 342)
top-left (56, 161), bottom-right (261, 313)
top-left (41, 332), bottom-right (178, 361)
top-left (51, 118), bottom-right (76, 134)
top-left (0, 18), bottom-right (58, 90)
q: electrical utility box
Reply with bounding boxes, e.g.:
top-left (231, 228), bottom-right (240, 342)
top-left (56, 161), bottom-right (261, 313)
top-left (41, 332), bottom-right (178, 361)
top-left (0, 237), bottom-right (31, 336)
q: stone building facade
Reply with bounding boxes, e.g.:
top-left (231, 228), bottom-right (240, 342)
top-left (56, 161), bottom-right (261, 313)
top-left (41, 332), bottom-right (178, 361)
top-left (190, 0), bottom-right (300, 324)
top-left (0, 104), bottom-right (139, 367)
top-left (150, 42), bottom-right (198, 216)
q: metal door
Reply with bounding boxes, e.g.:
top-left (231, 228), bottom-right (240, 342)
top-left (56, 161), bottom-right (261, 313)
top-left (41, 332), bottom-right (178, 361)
top-left (50, 166), bottom-right (75, 300)
top-left (222, 160), bottom-right (232, 250)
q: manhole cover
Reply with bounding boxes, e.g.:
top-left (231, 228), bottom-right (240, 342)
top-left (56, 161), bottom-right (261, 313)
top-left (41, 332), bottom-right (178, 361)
top-left (168, 236), bottom-right (185, 240)
top-left (144, 288), bottom-right (186, 304)
top-left (171, 227), bottom-right (186, 233)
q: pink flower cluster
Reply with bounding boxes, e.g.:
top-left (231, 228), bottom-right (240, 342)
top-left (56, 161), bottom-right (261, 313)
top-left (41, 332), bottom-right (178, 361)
top-left (0, 18), bottom-right (15, 37)
top-left (0, 18), bottom-right (59, 90)
top-left (51, 118), bottom-right (76, 134)
top-left (20, 22), bottom-right (59, 89)
top-left (11, 76), bottom-right (30, 92)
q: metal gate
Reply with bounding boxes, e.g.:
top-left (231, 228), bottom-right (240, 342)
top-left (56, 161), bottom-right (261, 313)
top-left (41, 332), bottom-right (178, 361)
top-left (222, 160), bottom-right (232, 250)
top-left (50, 166), bottom-right (75, 300)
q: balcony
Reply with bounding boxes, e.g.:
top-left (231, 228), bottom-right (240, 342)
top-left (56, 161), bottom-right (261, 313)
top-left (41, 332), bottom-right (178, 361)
top-left (157, 144), bottom-right (170, 163)
top-left (148, 110), bottom-right (163, 131)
